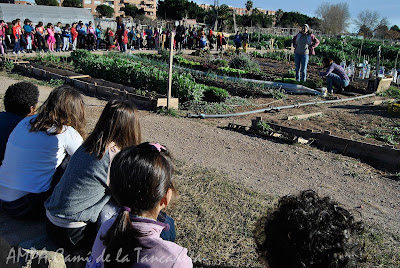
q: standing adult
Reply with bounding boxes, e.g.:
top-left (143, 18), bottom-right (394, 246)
top-left (242, 29), bottom-right (249, 53)
top-left (292, 24), bottom-right (320, 82)
top-left (116, 17), bottom-right (125, 52)
top-left (175, 22), bottom-right (184, 50)
top-left (234, 31), bottom-right (242, 54)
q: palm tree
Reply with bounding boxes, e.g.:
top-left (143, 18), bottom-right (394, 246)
top-left (245, 0), bottom-right (253, 15)
top-left (275, 9), bottom-right (284, 27)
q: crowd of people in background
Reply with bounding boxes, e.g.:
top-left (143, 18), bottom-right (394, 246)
top-left (0, 17), bottom-right (235, 56)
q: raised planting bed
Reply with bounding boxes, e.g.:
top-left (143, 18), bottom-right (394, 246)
top-left (14, 63), bottom-right (179, 110)
top-left (227, 117), bottom-right (400, 172)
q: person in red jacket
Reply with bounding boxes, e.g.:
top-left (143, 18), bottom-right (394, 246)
top-left (71, 23), bottom-right (78, 51)
top-left (12, 20), bottom-right (22, 54)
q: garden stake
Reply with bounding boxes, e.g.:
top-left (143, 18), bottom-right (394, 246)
top-left (167, 32), bottom-right (174, 109)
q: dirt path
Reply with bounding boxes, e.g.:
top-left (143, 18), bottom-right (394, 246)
top-left (1, 74), bottom-right (399, 235)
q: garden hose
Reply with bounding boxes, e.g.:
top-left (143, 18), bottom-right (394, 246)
top-left (187, 93), bottom-right (376, 119)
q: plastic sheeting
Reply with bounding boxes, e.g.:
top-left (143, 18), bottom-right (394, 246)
top-left (0, 3), bottom-right (94, 25)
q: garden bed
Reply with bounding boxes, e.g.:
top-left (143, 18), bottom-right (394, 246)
top-left (14, 62), bottom-right (179, 110)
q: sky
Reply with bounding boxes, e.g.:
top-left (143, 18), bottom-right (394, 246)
top-left (194, 0), bottom-right (400, 32)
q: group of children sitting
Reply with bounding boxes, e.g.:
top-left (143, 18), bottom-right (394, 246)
top-left (0, 82), bottom-right (365, 267)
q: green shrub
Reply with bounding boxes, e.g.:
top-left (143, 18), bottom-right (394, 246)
top-left (210, 58), bottom-right (228, 67)
top-left (203, 86), bottom-right (230, 102)
top-left (216, 66), bottom-right (247, 77)
top-left (229, 54), bottom-right (260, 73)
top-left (377, 86), bottom-right (400, 99)
top-left (0, 61), bottom-right (14, 71)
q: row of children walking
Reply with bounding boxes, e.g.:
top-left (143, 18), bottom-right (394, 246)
top-left (0, 81), bottom-right (367, 267)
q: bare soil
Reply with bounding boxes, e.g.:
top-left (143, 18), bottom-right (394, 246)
top-left (183, 55), bottom-right (400, 149)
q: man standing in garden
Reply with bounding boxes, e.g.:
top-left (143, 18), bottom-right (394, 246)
top-left (292, 24), bottom-right (319, 82)
top-left (242, 29), bottom-right (249, 53)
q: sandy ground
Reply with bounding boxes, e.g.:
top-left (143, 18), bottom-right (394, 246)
top-left (1, 74), bottom-right (399, 236)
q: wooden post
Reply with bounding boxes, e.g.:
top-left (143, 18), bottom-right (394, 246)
top-left (167, 32), bottom-right (174, 109)
top-left (375, 46), bottom-right (381, 91)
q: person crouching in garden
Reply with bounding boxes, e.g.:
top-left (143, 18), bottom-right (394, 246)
top-left (319, 57), bottom-right (350, 94)
top-left (292, 24), bottom-right (319, 82)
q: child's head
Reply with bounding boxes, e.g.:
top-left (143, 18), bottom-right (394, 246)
top-left (255, 190), bottom-right (364, 268)
top-left (102, 142), bottom-right (175, 267)
top-left (4, 82), bottom-right (39, 117)
top-left (66, 24), bottom-right (70, 29)
top-left (57, 22), bottom-right (61, 27)
top-left (38, 21), bottom-right (43, 27)
top-left (30, 85), bottom-right (86, 138)
top-left (323, 57), bottom-right (334, 67)
top-left (47, 23), bottom-right (52, 28)
top-left (110, 142), bottom-right (175, 214)
top-left (12, 20), bottom-right (16, 26)
top-left (83, 100), bottom-right (141, 159)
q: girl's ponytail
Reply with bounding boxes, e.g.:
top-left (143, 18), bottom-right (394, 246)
top-left (102, 207), bottom-right (145, 267)
top-left (101, 143), bottom-right (175, 266)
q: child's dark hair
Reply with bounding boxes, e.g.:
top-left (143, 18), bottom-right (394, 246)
top-left (30, 85), bottom-right (86, 138)
top-left (83, 100), bottom-right (141, 159)
top-left (4, 82), bottom-right (39, 117)
top-left (102, 142), bottom-right (175, 267)
top-left (254, 189), bottom-right (365, 268)
top-left (47, 23), bottom-right (52, 28)
top-left (323, 57), bottom-right (334, 67)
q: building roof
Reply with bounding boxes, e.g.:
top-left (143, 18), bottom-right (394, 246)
top-left (0, 3), bottom-right (94, 24)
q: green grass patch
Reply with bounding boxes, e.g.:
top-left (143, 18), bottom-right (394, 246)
top-left (168, 161), bottom-right (275, 267)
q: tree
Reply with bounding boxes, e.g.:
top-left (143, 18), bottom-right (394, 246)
top-left (316, 2), bottom-right (350, 34)
top-left (245, 0), bottom-right (253, 14)
top-left (354, 10), bottom-right (380, 35)
top-left (390, 25), bottom-right (400, 32)
top-left (387, 29), bottom-right (400, 40)
top-left (96, 5), bottom-right (114, 18)
top-left (217, 4), bottom-right (232, 31)
top-left (35, 0), bottom-right (58, 6)
top-left (358, 24), bottom-right (373, 38)
top-left (374, 18), bottom-right (389, 39)
top-left (275, 8), bottom-right (284, 27)
top-left (157, 0), bottom-right (188, 20)
top-left (122, 4), bottom-right (144, 18)
top-left (62, 0), bottom-right (82, 8)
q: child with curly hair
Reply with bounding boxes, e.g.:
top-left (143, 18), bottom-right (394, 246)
top-left (255, 189), bottom-right (365, 268)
